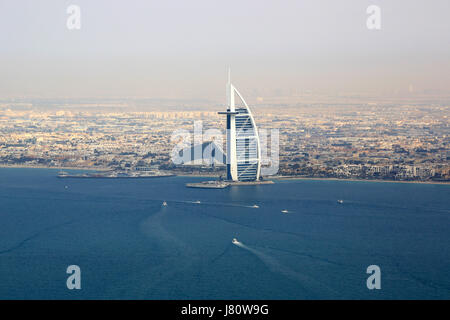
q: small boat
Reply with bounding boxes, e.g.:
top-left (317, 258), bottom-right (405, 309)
top-left (232, 238), bottom-right (239, 244)
top-left (162, 201), bottom-right (168, 206)
top-left (252, 204), bottom-right (259, 208)
top-left (57, 171), bottom-right (69, 178)
top-left (193, 200), bottom-right (201, 204)
top-left (337, 200), bottom-right (344, 204)
top-left (281, 209), bottom-right (289, 214)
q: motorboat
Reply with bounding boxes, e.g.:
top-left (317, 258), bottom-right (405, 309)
top-left (337, 199), bottom-right (344, 204)
top-left (281, 209), bottom-right (289, 214)
top-left (232, 238), bottom-right (239, 244)
top-left (162, 201), bottom-right (168, 206)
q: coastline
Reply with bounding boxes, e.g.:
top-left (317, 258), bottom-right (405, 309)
top-left (0, 165), bottom-right (448, 185)
top-left (0, 164), bottom-right (108, 171)
top-left (173, 173), bottom-right (449, 185)
top-left (176, 174), bottom-right (219, 178)
top-left (269, 176), bottom-right (450, 185)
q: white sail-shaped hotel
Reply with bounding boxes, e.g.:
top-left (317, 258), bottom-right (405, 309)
top-left (219, 70), bottom-right (261, 181)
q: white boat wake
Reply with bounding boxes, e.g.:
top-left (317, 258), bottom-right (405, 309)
top-left (124, 205), bottom-right (200, 297)
top-left (140, 207), bottom-right (189, 252)
top-left (179, 200), bottom-right (256, 209)
top-left (232, 239), bottom-right (337, 298)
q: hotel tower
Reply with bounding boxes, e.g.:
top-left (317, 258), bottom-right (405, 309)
top-left (219, 70), bottom-right (261, 181)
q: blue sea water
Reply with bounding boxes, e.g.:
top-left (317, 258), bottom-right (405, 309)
top-left (0, 168), bottom-right (449, 299)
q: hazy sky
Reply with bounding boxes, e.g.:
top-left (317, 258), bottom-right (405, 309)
top-left (0, 0), bottom-right (449, 100)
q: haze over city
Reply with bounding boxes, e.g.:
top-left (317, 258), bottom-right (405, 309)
top-left (1, 0), bottom-right (450, 100)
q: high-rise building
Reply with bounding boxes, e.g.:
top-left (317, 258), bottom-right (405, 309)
top-left (219, 70), bottom-right (261, 181)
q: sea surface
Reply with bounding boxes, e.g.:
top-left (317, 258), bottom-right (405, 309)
top-left (0, 168), bottom-right (449, 299)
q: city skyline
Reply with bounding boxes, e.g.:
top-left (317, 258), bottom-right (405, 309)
top-left (1, 99), bottom-right (448, 182)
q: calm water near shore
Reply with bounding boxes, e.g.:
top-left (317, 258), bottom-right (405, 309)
top-left (0, 168), bottom-right (449, 299)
